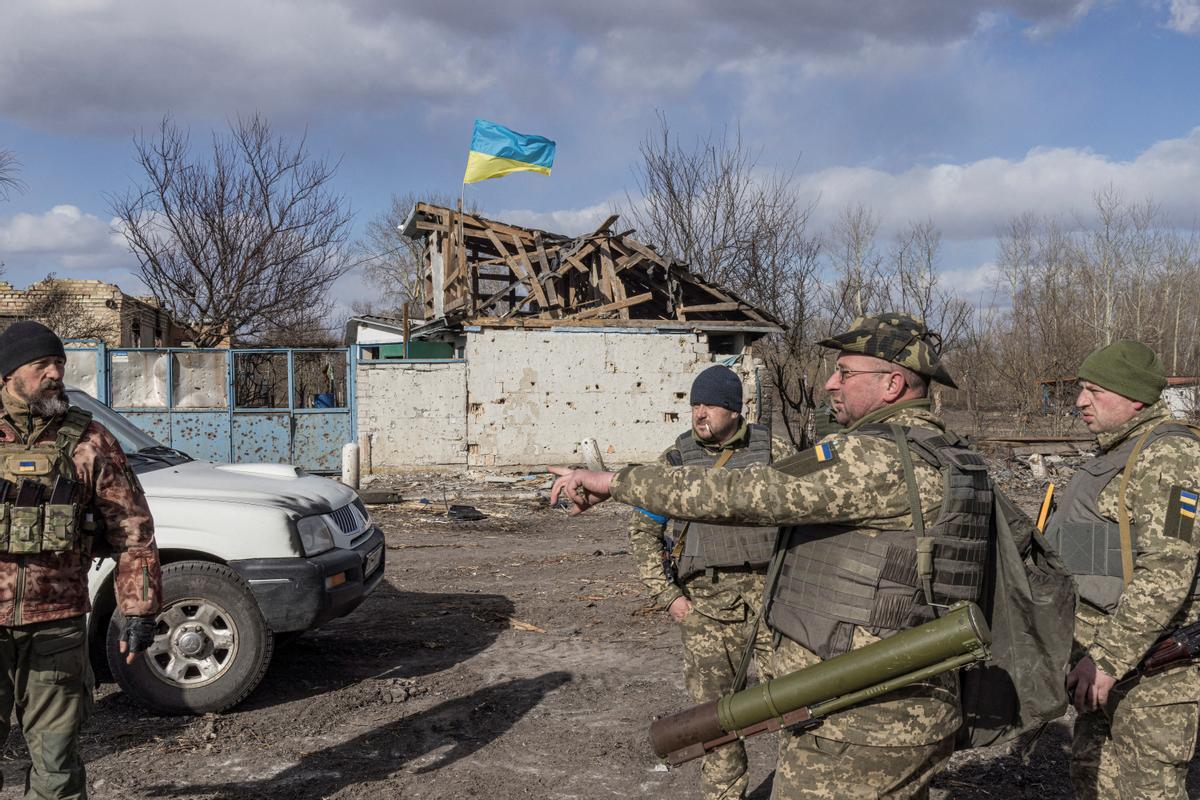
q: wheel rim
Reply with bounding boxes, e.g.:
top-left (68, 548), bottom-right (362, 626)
top-left (144, 596), bottom-right (240, 689)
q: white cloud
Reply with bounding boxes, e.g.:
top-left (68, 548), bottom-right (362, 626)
top-left (0, 204), bottom-right (131, 272)
top-left (0, 0), bottom-right (1097, 132)
top-left (498, 200), bottom-right (623, 237)
top-left (1165, 0), bottom-right (1200, 32)
top-left (797, 128), bottom-right (1200, 239)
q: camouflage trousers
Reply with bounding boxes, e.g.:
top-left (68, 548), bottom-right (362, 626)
top-left (772, 732), bottom-right (954, 800)
top-left (1071, 665), bottom-right (1200, 800)
top-left (0, 616), bottom-right (91, 800)
top-left (679, 569), bottom-right (774, 800)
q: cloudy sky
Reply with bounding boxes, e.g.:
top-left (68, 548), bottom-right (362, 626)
top-left (2, 0), bottom-right (1200, 312)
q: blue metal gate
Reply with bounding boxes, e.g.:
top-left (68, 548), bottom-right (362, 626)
top-left (64, 342), bottom-right (355, 473)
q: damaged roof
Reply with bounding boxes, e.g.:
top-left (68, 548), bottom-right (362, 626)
top-left (403, 202), bottom-right (784, 333)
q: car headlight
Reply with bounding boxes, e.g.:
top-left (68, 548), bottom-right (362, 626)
top-left (296, 514), bottom-right (335, 556)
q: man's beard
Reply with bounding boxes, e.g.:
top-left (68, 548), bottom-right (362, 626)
top-left (29, 387), bottom-right (69, 419)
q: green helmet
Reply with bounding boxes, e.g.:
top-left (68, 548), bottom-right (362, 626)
top-left (818, 313), bottom-right (957, 389)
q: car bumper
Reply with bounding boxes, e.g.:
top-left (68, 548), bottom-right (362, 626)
top-left (229, 525), bottom-right (387, 634)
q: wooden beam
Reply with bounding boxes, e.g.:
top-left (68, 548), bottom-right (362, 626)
top-left (678, 301), bottom-right (744, 313)
top-left (569, 292), bottom-right (653, 320)
top-left (592, 213), bottom-right (620, 235)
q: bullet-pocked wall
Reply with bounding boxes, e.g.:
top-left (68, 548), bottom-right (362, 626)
top-left (463, 328), bottom-right (759, 468)
top-left (355, 327), bottom-right (761, 470)
top-left (356, 360), bottom-right (468, 468)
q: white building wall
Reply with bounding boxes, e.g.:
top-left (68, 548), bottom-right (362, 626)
top-left (355, 361), bottom-right (467, 468)
top-left (463, 329), bottom-right (758, 467)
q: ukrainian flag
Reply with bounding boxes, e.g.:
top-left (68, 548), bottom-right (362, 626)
top-left (463, 119), bottom-right (556, 184)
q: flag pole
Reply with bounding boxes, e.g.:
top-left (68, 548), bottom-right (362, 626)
top-left (458, 183), bottom-right (467, 312)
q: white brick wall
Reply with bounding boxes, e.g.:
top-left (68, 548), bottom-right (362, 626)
top-left (354, 329), bottom-right (760, 469)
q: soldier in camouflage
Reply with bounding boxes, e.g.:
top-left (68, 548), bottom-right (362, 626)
top-left (1043, 341), bottom-right (1200, 800)
top-left (628, 365), bottom-right (793, 800)
top-left (0, 321), bottom-right (163, 800)
top-left (552, 314), bottom-right (990, 799)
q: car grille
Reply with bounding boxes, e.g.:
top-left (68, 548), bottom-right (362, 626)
top-left (328, 503), bottom-right (360, 535)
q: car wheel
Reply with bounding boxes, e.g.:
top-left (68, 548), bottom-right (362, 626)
top-left (107, 560), bottom-right (274, 715)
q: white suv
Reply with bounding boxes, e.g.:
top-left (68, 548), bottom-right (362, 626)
top-left (70, 389), bottom-right (386, 715)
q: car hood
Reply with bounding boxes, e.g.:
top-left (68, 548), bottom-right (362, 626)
top-left (139, 460), bottom-right (357, 515)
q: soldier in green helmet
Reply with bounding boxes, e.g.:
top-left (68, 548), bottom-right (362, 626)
top-left (627, 365), bottom-right (793, 800)
top-left (552, 313), bottom-right (995, 799)
top-left (1044, 340), bottom-right (1200, 799)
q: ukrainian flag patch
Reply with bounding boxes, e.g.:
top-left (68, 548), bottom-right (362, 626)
top-left (816, 442), bottom-right (834, 462)
top-left (1181, 490), bottom-right (1197, 519)
top-left (1166, 485), bottom-right (1199, 540)
top-left (16, 461), bottom-right (36, 474)
top-left (774, 439), bottom-right (839, 477)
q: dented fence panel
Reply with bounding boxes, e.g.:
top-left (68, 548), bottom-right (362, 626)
top-left (232, 414), bottom-right (291, 464)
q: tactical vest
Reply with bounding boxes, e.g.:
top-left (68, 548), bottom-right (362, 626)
top-left (673, 423), bottom-right (779, 580)
top-left (768, 424), bottom-right (993, 660)
top-left (1043, 422), bottom-right (1200, 613)
top-left (0, 406), bottom-right (92, 555)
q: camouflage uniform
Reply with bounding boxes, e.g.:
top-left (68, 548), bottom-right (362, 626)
top-left (1047, 401), bottom-right (1200, 800)
top-left (607, 314), bottom-right (982, 799)
top-left (615, 400), bottom-right (969, 799)
top-left (628, 422), bottom-right (793, 800)
top-left (0, 387), bottom-right (163, 799)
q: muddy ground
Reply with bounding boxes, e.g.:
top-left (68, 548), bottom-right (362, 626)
top-left (0, 462), bottom-right (1197, 799)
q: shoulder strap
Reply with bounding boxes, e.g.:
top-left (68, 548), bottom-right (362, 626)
top-left (892, 423), bottom-right (936, 611)
top-left (1115, 421), bottom-right (1199, 586)
top-left (55, 407), bottom-right (92, 461)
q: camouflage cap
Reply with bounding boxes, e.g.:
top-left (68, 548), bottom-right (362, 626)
top-left (818, 313), bottom-right (957, 388)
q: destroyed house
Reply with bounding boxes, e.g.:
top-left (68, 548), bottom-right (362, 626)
top-left (354, 204), bottom-right (782, 470)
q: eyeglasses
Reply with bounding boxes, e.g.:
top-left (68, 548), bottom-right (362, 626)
top-left (831, 365), bottom-right (894, 381)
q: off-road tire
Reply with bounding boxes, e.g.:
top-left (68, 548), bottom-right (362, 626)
top-left (107, 560), bottom-right (274, 715)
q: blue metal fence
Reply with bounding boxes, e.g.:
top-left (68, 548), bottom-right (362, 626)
top-left (64, 341), bottom-right (356, 473)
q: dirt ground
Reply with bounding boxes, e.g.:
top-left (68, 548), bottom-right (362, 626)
top-left (0, 463), bottom-right (1198, 799)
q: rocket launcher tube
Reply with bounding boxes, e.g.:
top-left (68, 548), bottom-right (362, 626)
top-left (650, 601), bottom-right (991, 765)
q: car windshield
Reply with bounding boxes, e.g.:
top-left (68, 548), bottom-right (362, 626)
top-left (66, 389), bottom-right (193, 470)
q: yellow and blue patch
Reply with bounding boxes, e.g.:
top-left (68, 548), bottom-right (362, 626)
top-left (1166, 485), bottom-right (1199, 540)
top-left (774, 439), bottom-right (839, 477)
top-left (15, 461), bottom-right (36, 474)
top-left (1180, 489), bottom-right (1197, 519)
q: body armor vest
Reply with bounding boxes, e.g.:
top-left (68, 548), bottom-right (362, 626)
top-left (0, 406), bottom-right (91, 555)
top-left (1043, 422), bottom-right (1200, 613)
top-left (768, 425), bottom-right (993, 660)
top-left (673, 423), bottom-right (779, 580)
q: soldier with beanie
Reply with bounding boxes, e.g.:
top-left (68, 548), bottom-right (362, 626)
top-left (626, 365), bottom-right (792, 800)
top-left (1044, 340), bottom-right (1200, 799)
top-left (0, 321), bottom-right (162, 799)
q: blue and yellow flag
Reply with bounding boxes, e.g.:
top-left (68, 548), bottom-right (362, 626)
top-left (463, 119), bottom-right (556, 184)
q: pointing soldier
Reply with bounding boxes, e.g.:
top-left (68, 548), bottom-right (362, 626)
top-left (627, 365), bottom-right (792, 800)
top-left (1046, 341), bottom-right (1200, 799)
top-left (0, 321), bottom-right (163, 800)
top-left (552, 314), bottom-right (993, 799)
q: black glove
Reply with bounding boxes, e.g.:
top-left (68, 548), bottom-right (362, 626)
top-left (121, 615), bottom-right (158, 653)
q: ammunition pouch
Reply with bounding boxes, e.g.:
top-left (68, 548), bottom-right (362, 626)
top-left (0, 405), bottom-right (92, 555)
top-left (0, 501), bottom-right (84, 554)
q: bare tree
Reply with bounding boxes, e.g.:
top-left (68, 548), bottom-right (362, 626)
top-left (359, 192), bottom-right (477, 317)
top-left (622, 114), bottom-right (826, 446)
top-left (826, 204), bottom-right (885, 327)
top-left (0, 148), bottom-right (24, 202)
top-left (110, 114), bottom-right (354, 347)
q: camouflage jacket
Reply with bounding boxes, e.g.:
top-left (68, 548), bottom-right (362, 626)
top-left (612, 399), bottom-right (965, 746)
top-left (0, 388), bottom-right (163, 626)
top-left (1070, 402), bottom-right (1200, 679)
top-left (626, 422), bottom-right (793, 611)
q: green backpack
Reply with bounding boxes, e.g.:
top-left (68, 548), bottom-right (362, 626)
top-left (957, 486), bottom-right (1077, 749)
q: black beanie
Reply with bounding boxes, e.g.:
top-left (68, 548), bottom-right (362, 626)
top-left (690, 365), bottom-right (742, 412)
top-left (0, 321), bottom-right (66, 378)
